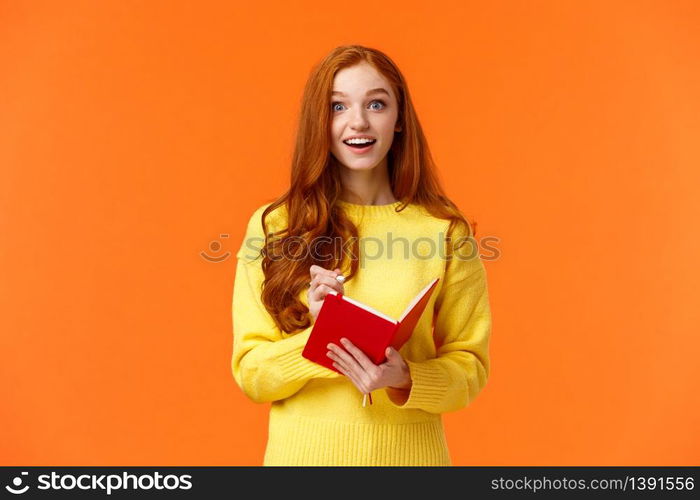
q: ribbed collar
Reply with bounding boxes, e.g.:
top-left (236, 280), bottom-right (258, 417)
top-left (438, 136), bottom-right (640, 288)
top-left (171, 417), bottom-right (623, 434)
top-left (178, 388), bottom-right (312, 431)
top-left (336, 199), bottom-right (410, 218)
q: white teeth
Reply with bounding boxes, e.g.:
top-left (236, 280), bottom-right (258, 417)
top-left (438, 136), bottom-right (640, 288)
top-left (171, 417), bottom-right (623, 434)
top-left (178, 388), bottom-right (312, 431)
top-left (344, 138), bottom-right (375, 145)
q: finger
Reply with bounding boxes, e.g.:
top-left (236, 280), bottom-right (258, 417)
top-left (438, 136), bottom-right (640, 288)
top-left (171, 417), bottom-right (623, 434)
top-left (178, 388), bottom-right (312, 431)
top-left (309, 265), bottom-right (341, 281)
top-left (328, 344), bottom-right (365, 381)
top-left (385, 346), bottom-right (402, 364)
top-left (314, 273), bottom-right (343, 289)
top-left (339, 338), bottom-right (378, 373)
top-left (332, 362), bottom-right (367, 394)
top-left (309, 265), bottom-right (325, 281)
top-left (327, 350), bottom-right (349, 372)
top-left (311, 283), bottom-right (337, 302)
top-left (329, 343), bottom-right (376, 393)
top-left (327, 343), bottom-right (358, 369)
top-left (312, 274), bottom-right (344, 294)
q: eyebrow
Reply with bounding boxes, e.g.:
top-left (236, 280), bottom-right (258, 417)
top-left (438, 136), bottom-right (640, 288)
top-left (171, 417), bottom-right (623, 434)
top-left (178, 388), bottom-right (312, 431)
top-left (331, 88), bottom-right (390, 97)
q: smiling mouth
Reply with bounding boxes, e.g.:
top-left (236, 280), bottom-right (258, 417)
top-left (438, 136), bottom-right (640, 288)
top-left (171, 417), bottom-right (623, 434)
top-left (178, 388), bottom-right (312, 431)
top-left (343, 139), bottom-right (376, 148)
top-left (343, 141), bottom-right (376, 154)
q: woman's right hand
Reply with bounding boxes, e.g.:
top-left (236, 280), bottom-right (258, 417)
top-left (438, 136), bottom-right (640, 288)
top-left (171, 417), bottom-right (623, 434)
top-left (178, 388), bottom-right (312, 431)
top-left (308, 265), bottom-right (345, 323)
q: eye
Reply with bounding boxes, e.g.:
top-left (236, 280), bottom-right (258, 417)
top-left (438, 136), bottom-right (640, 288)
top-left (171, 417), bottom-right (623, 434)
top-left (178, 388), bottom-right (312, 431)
top-left (369, 99), bottom-right (386, 110)
top-left (331, 99), bottom-right (387, 112)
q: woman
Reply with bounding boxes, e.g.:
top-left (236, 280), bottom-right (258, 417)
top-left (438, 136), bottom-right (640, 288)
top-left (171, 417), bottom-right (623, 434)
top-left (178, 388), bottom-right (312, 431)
top-left (231, 45), bottom-right (492, 466)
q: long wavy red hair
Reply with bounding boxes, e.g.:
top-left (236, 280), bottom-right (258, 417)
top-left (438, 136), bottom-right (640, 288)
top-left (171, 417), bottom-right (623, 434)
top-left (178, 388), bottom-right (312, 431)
top-left (256, 45), bottom-right (477, 334)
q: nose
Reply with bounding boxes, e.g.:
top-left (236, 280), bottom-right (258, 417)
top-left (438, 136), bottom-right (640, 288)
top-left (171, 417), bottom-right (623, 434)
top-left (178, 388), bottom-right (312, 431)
top-left (348, 107), bottom-right (369, 129)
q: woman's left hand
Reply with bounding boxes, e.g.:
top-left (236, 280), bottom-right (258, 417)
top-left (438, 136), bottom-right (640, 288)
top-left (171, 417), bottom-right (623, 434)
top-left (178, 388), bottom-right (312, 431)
top-left (326, 338), bottom-right (412, 395)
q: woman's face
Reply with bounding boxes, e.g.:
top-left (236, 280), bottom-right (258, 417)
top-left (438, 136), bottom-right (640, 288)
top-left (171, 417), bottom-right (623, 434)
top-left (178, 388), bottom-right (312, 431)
top-left (329, 62), bottom-right (400, 172)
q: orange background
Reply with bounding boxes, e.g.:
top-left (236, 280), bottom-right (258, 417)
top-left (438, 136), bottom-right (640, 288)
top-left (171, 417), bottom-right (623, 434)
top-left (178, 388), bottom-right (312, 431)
top-left (1, 1), bottom-right (698, 465)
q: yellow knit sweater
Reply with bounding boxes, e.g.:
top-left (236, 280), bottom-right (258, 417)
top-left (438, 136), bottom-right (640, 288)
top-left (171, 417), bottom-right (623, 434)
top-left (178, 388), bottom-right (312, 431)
top-left (231, 200), bottom-right (492, 466)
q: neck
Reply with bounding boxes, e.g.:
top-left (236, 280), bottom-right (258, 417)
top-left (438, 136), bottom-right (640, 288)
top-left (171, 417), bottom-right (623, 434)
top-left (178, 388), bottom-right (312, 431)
top-left (338, 157), bottom-right (396, 205)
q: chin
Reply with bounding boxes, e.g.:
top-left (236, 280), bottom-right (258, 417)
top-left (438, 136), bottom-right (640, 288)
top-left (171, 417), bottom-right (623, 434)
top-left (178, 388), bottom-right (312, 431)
top-left (339, 159), bottom-right (382, 170)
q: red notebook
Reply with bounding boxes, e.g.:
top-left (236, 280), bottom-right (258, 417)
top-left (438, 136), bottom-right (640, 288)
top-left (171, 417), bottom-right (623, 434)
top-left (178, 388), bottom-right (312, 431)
top-left (302, 277), bottom-right (440, 373)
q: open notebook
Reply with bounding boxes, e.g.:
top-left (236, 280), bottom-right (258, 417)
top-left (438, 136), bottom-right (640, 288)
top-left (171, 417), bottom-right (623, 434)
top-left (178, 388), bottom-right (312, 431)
top-left (302, 277), bottom-right (440, 373)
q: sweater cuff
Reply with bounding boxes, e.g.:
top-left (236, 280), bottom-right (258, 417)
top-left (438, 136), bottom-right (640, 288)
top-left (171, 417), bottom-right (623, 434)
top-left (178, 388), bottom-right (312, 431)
top-left (385, 359), bottom-right (450, 410)
top-left (276, 327), bottom-right (340, 382)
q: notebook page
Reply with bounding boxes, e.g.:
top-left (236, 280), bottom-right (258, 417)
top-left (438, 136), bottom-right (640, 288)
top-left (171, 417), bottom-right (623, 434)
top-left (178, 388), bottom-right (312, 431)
top-left (398, 278), bottom-right (439, 322)
top-left (327, 290), bottom-right (398, 324)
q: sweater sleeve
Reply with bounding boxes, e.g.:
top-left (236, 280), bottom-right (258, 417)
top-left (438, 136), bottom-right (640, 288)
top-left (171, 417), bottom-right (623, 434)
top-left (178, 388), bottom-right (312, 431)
top-left (231, 206), bottom-right (341, 404)
top-left (385, 225), bottom-right (492, 413)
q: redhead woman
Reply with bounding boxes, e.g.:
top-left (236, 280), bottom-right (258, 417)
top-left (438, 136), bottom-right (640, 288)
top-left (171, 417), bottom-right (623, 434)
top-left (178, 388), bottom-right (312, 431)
top-left (231, 45), bottom-right (492, 466)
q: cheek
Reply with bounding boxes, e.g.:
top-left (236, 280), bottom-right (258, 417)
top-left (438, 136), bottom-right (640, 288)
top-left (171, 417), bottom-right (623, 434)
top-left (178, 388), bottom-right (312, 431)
top-left (378, 115), bottom-right (399, 135)
top-left (379, 123), bottom-right (397, 145)
top-left (331, 126), bottom-right (344, 146)
top-left (330, 119), bottom-right (342, 136)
